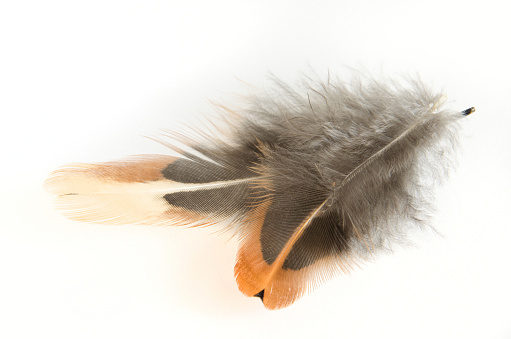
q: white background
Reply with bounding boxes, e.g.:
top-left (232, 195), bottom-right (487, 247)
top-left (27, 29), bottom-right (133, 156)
top-left (1, 1), bottom-right (510, 338)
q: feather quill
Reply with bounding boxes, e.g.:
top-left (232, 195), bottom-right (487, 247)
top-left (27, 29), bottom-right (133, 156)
top-left (45, 73), bottom-right (474, 309)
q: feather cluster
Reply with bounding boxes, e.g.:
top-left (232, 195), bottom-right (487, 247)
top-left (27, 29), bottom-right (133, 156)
top-left (45, 73), bottom-right (473, 309)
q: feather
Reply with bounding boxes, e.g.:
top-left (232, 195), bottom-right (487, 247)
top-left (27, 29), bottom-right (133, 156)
top-left (45, 72), bottom-right (474, 310)
top-left (45, 154), bottom-right (256, 227)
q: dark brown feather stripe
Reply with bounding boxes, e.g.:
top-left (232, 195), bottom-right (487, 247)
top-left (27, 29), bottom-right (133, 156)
top-left (163, 185), bottom-right (249, 216)
top-left (283, 209), bottom-right (350, 270)
top-left (162, 157), bottom-right (254, 183)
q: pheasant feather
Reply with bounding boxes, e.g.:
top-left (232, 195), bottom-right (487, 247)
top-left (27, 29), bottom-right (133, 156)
top-left (45, 73), bottom-right (474, 309)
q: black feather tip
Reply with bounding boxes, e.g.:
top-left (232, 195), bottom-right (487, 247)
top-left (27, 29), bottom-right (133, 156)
top-left (462, 107), bottom-right (476, 116)
top-left (254, 290), bottom-right (265, 302)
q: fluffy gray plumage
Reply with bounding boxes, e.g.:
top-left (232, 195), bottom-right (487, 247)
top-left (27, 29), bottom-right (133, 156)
top-left (195, 74), bottom-right (465, 256)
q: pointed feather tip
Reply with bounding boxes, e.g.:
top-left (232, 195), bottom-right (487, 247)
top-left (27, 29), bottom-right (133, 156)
top-left (254, 290), bottom-right (265, 301)
top-left (462, 107), bottom-right (475, 116)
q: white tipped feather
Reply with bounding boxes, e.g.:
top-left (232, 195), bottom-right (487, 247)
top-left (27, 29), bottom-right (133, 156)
top-left (45, 156), bottom-right (256, 226)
